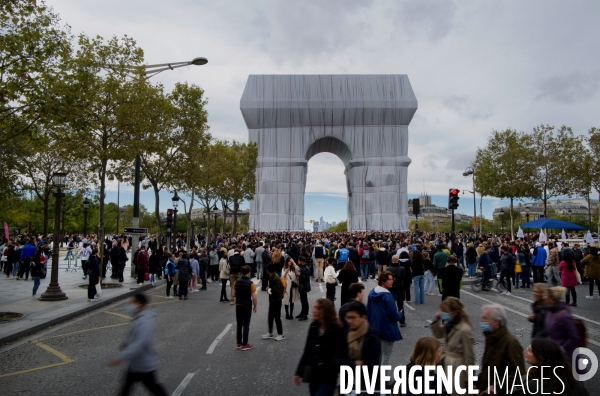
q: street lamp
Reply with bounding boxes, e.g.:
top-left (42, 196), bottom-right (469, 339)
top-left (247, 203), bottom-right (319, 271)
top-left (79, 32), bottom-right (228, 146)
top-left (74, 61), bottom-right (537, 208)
top-left (212, 205), bottom-right (219, 243)
top-left (172, 191), bottom-right (180, 250)
top-left (525, 207), bottom-right (530, 222)
top-left (499, 209), bottom-right (505, 232)
top-left (463, 166), bottom-right (477, 236)
top-left (39, 172), bottom-right (68, 301)
top-left (83, 198), bottom-right (90, 236)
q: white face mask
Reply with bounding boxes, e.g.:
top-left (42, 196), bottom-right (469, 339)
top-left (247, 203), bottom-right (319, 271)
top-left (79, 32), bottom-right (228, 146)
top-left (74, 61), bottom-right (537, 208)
top-left (125, 304), bottom-right (137, 316)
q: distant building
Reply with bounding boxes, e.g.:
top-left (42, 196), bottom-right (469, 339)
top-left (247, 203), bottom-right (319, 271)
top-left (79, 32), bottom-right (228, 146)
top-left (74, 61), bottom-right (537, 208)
top-left (190, 208), bottom-right (250, 224)
top-left (419, 194), bottom-right (432, 207)
top-left (493, 198), bottom-right (598, 221)
top-left (313, 221), bottom-right (319, 232)
top-left (408, 193), bottom-right (471, 224)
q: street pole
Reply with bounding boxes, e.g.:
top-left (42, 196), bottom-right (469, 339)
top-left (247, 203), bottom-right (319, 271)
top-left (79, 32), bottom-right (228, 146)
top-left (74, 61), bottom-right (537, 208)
top-left (451, 209), bottom-right (455, 232)
top-left (173, 209), bottom-right (178, 251)
top-left (40, 174), bottom-right (68, 301)
top-left (415, 214), bottom-right (419, 234)
top-left (131, 155), bottom-right (141, 277)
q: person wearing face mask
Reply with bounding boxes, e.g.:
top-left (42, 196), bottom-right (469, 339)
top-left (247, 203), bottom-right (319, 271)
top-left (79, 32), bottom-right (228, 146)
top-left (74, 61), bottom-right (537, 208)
top-left (430, 297), bottom-right (474, 395)
top-left (477, 304), bottom-right (525, 395)
top-left (109, 293), bottom-right (168, 396)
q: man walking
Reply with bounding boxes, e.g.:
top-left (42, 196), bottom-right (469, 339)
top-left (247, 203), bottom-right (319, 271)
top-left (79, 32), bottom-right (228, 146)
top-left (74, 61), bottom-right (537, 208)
top-left (437, 255), bottom-right (463, 300)
top-left (339, 282), bottom-right (365, 331)
top-left (312, 240), bottom-right (326, 282)
top-left (546, 242), bottom-right (561, 286)
top-left (255, 242), bottom-right (265, 280)
top-left (228, 249), bottom-right (245, 305)
top-left (478, 245), bottom-right (493, 291)
top-left (336, 243), bottom-right (350, 271)
top-left (531, 242), bottom-right (547, 283)
top-left (262, 264), bottom-right (285, 341)
top-left (109, 294), bottom-right (168, 396)
top-left (232, 266), bottom-right (258, 351)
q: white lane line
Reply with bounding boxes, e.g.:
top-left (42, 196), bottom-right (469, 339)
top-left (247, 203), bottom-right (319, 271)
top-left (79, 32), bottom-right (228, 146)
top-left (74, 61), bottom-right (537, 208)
top-left (404, 302), bottom-right (415, 311)
top-left (462, 291), bottom-right (600, 348)
top-left (172, 373), bottom-right (195, 396)
top-left (319, 283), bottom-right (324, 293)
top-left (426, 319), bottom-right (432, 324)
top-left (206, 323), bottom-right (232, 354)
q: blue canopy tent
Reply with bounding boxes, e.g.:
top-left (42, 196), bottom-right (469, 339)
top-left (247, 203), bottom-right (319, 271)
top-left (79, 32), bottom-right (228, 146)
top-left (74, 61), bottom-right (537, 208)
top-left (520, 218), bottom-right (586, 230)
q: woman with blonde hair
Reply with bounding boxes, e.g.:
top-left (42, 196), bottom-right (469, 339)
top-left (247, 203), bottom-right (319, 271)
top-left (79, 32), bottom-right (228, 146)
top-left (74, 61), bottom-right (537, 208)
top-left (405, 336), bottom-right (443, 395)
top-left (430, 297), bottom-right (474, 395)
top-left (271, 246), bottom-right (284, 276)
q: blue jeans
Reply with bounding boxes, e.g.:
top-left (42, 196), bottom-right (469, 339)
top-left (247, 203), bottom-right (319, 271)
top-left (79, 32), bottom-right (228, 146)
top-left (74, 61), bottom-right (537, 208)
top-left (468, 263), bottom-right (477, 277)
top-left (360, 264), bottom-right (369, 279)
top-left (309, 380), bottom-right (336, 396)
top-left (150, 273), bottom-right (155, 283)
top-left (12, 262), bottom-right (20, 277)
top-left (65, 250), bottom-right (75, 260)
top-left (424, 271), bottom-right (436, 294)
top-left (413, 275), bottom-right (424, 304)
top-left (370, 261), bottom-right (377, 278)
top-left (200, 270), bottom-right (207, 290)
top-left (32, 276), bottom-right (41, 295)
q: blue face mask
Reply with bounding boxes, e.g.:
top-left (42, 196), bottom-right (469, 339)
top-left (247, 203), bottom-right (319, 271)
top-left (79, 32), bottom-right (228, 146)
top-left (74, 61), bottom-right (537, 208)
top-left (125, 304), bottom-right (137, 317)
top-left (480, 322), bottom-right (491, 334)
top-left (440, 312), bottom-right (452, 322)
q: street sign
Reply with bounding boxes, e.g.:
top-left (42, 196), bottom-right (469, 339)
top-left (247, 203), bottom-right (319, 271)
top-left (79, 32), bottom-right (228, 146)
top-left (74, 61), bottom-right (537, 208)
top-left (473, 224), bottom-right (478, 231)
top-left (123, 227), bottom-right (148, 234)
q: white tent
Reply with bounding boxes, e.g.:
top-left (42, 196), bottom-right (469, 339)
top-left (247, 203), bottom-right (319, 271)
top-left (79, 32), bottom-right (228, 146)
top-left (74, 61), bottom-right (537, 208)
top-left (586, 230), bottom-right (595, 244)
top-left (539, 229), bottom-right (547, 242)
top-left (517, 227), bottom-right (524, 239)
top-left (561, 229), bottom-right (567, 240)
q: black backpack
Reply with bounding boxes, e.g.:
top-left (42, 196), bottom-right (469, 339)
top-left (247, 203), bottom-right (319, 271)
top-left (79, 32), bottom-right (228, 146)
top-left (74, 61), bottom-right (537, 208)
top-left (229, 254), bottom-right (242, 274)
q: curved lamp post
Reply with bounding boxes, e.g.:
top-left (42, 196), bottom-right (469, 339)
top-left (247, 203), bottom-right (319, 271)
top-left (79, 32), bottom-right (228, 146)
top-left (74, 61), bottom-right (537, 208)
top-left (212, 205), bottom-right (219, 243)
top-left (83, 197), bottom-right (90, 236)
top-left (39, 172), bottom-right (68, 301)
top-left (172, 191), bottom-right (180, 251)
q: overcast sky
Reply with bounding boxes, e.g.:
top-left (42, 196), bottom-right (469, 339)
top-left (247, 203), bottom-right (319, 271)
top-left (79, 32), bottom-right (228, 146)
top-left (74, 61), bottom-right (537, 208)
top-left (50, 0), bottom-right (600, 228)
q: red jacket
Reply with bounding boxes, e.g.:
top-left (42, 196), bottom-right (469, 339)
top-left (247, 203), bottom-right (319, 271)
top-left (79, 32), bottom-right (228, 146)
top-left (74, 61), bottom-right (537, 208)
top-left (137, 251), bottom-right (149, 270)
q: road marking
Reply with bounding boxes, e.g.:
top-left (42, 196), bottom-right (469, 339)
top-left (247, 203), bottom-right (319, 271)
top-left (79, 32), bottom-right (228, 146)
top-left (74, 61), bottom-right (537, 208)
top-left (319, 283), bottom-right (324, 293)
top-left (105, 311), bottom-right (132, 320)
top-left (404, 302), bottom-right (415, 311)
top-left (40, 323), bottom-right (129, 340)
top-left (462, 290), bottom-right (600, 348)
top-left (172, 373), bottom-right (195, 396)
top-left (206, 323), bottom-right (232, 354)
top-left (426, 319), bottom-right (433, 324)
top-left (0, 341), bottom-right (74, 378)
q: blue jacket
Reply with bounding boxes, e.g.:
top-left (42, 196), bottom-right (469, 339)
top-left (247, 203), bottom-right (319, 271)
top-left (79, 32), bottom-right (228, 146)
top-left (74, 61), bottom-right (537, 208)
top-left (532, 246), bottom-right (547, 267)
top-left (119, 310), bottom-right (159, 373)
top-left (164, 259), bottom-right (177, 276)
top-left (367, 286), bottom-right (404, 341)
top-left (20, 243), bottom-right (37, 260)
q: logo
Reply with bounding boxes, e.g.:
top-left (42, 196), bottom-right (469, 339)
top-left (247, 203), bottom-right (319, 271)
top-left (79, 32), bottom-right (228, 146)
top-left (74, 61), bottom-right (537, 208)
top-left (572, 347), bottom-right (599, 381)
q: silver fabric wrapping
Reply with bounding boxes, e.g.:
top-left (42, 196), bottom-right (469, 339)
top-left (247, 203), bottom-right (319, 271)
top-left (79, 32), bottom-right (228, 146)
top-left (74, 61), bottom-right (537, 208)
top-left (240, 75), bottom-right (418, 231)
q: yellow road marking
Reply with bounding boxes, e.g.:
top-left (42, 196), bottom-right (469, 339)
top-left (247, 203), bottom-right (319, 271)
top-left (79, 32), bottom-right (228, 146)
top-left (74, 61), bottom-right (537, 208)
top-left (39, 323), bottom-right (129, 340)
top-left (104, 311), bottom-right (132, 320)
top-left (149, 299), bottom-right (178, 306)
top-left (0, 341), bottom-right (73, 378)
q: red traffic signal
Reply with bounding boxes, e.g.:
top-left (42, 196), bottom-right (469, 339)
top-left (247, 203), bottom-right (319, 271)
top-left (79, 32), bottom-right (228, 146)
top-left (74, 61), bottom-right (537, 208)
top-left (448, 189), bottom-right (460, 210)
top-left (167, 209), bottom-right (173, 217)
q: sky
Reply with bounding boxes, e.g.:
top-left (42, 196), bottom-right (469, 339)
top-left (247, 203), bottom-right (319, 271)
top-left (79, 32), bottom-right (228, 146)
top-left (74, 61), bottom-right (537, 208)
top-left (49, 0), bottom-right (600, 230)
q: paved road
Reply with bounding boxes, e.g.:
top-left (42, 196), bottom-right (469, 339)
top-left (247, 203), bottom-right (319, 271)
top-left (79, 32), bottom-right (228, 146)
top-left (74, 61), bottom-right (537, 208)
top-left (1, 277), bottom-right (599, 395)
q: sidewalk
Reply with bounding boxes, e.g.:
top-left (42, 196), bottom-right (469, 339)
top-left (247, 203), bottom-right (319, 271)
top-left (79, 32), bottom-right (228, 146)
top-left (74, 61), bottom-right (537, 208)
top-left (0, 249), bottom-right (162, 345)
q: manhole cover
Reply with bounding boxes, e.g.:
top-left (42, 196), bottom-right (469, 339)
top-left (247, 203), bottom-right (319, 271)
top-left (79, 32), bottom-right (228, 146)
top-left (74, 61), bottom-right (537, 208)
top-left (77, 283), bottom-right (123, 289)
top-left (0, 312), bottom-right (25, 323)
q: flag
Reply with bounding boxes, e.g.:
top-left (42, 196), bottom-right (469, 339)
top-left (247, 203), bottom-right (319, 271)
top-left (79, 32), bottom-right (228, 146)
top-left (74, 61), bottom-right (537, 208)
top-left (3, 221), bottom-right (8, 240)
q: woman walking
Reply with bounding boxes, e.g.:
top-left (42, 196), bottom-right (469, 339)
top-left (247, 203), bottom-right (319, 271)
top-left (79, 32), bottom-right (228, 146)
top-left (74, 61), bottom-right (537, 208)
top-left (411, 249), bottom-right (425, 304)
top-left (324, 258), bottom-right (338, 302)
top-left (430, 297), bottom-right (474, 394)
top-left (465, 242), bottom-right (478, 278)
top-left (293, 298), bottom-right (343, 396)
top-left (176, 252), bottom-right (191, 300)
top-left (87, 249), bottom-right (100, 302)
top-left (30, 247), bottom-right (43, 298)
top-left (581, 245), bottom-right (600, 299)
top-left (219, 253), bottom-right (230, 302)
top-left (423, 251), bottom-right (436, 296)
top-left (164, 253), bottom-right (177, 299)
top-left (559, 249), bottom-right (579, 307)
top-left (283, 257), bottom-right (300, 319)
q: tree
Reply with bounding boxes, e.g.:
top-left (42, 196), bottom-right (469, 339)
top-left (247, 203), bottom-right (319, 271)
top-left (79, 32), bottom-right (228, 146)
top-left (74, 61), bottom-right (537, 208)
top-left (531, 125), bottom-right (584, 217)
top-left (14, 133), bottom-right (83, 236)
top-left (65, 34), bottom-right (159, 264)
top-left (328, 221), bottom-right (348, 232)
top-left (473, 129), bottom-right (538, 239)
top-left (0, 0), bottom-right (73, 143)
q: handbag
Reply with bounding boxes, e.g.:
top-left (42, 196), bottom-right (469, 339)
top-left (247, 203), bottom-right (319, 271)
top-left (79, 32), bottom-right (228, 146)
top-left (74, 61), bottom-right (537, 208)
top-left (302, 365), bottom-right (312, 383)
top-left (291, 280), bottom-right (299, 288)
top-left (40, 267), bottom-right (47, 278)
top-left (326, 274), bottom-right (338, 285)
top-left (144, 272), bottom-right (150, 281)
top-left (514, 260), bottom-right (522, 274)
top-left (95, 279), bottom-right (102, 296)
top-left (576, 270), bottom-right (582, 284)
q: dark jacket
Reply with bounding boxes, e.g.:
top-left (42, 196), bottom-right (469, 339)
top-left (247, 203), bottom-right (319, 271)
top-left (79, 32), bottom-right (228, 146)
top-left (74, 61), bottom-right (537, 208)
top-left (177, 258), bottom-right (192, 283)
top-left (387, 264), bottom-right (406, 292)
top-left (437, 265), bottom-right (463, 299)
top-left (30, 252), bottom-right (42, 277)
top-left (337, 268), bottom-right (359, 305)
top-left (545, 302), bottom-right (578, 362)
top-left (88, 256), bottom-right (100, 278)
top-left (298, 264), bottom-right (311, 292)
top-left (295, 322), bottom-right (344, 385)
top-left (530, 301), bottom-right (547, 339)
top-left (478, 326), bottom-right (526, 395)
top-left (333, 327), bottom-right (381, 389)
top-left (268, 272), bottom-right (283, 302)
top-left (376, 248), bottom-right (389, 265)
top-left (465, 247), bottom-right (477, 264)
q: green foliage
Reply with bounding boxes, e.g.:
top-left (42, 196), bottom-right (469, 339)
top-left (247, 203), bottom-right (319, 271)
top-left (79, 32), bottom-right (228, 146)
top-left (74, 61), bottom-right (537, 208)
top-left (328, 221), bottom-right (348, 232)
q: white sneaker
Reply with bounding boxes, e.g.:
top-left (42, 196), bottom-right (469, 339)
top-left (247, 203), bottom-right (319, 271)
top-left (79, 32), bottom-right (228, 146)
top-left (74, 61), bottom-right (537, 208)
top-left (274, 335), bottom-right (285, 341)
top-left (587, 296), bottom-right (593, 300)
top-left (261, 333), bottom-right (274, 339)
top-left (32, 295), bottom-right (36, 298)
top-left (166, 296), bottom-right (174, 299)
top-left (502, 291), bottom-right (507, 295)
top-left (151, 282), bottom-right (155, 286)
top-left (505, 292), bottom-right (512, 296)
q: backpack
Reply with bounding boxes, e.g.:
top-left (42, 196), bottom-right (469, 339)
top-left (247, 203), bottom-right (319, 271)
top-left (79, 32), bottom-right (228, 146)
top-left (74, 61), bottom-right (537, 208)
top-left (361, 248), bottom-right (370, 259)
top-left (337, 248), bottom-right (349, 262)
top-left (229, 254), bottom-right (242, 274)
top-left (573, 318), bottom-right (587, 348)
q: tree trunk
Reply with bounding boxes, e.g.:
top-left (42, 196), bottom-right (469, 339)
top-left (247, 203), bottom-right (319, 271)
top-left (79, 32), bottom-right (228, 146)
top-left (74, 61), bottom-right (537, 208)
top-left (152, 183), bottom-right (162, 239)
top-left (543, 188), bottom-right (548, 218)
top-left (587, 193), bottom-right (592, 230)
top-left (186, 189), bottom-right (195, 250)
top-left (232, 200), bottom-right (239, 235)
top-left (509, 197), bottom-right (514, 241)
top-left (222, 203), bottom-right (228, 234)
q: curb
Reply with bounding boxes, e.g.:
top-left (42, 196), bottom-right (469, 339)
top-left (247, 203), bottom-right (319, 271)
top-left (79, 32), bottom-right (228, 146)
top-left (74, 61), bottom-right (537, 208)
top-left (0, 280), bottom-right (165, 346)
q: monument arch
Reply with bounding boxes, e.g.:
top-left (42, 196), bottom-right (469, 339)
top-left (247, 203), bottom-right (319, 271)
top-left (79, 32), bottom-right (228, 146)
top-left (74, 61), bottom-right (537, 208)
top-left (240, 74), bottom-right (418, 231)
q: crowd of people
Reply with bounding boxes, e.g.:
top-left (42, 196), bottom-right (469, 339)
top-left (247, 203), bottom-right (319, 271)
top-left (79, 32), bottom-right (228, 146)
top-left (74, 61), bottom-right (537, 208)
top-left (1, 229), bottom-right (598, 394)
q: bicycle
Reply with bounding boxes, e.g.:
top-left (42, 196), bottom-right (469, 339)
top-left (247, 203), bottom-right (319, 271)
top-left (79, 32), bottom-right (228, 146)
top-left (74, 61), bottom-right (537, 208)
top-left (471, 272), bottom-right (498, 292)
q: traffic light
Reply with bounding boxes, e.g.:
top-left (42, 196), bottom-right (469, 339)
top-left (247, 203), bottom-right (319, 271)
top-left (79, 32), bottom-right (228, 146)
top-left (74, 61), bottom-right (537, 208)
top-left (413, 199), bottom-right (420, 215)
top-left (166, 209), bottom-right (173, 236)
top-left (448, 189), bottom-right (460, 210)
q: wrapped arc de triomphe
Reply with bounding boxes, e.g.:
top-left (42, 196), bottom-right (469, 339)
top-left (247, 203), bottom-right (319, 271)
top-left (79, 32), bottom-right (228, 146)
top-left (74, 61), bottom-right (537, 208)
top-left (240, 75), bottom-right (418, 232)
